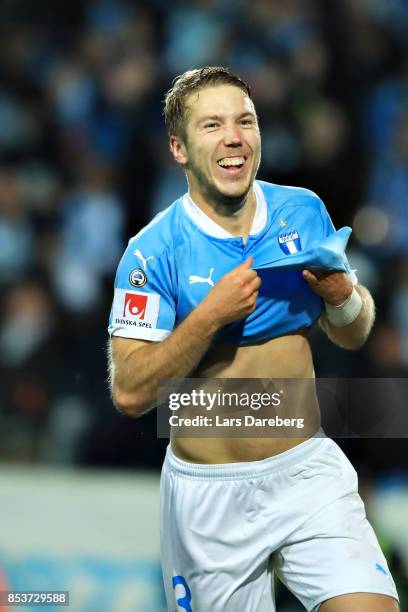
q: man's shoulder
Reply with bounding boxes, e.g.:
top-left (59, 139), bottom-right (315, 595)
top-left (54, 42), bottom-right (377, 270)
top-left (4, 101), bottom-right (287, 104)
top-left (256, 180), bottom-right (324, 211)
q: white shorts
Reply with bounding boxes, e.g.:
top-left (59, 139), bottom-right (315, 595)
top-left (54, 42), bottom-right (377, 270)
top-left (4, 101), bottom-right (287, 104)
top-left (160, 437), bottom-right (399, 611)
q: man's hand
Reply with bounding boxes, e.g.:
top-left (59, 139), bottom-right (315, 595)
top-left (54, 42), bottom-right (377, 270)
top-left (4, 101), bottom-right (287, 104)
top-left (109, 257), bottom-right (261, 417)
top-left (302, 269), bottom-right (353, 305)
top-left (197, 257), bottom-right (261, 328)
top-left (302, 269), bottom-right (375, 350)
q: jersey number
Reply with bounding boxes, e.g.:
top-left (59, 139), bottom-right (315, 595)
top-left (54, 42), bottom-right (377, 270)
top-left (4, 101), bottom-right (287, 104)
top-left (172, 575), bottom-right (192, 611)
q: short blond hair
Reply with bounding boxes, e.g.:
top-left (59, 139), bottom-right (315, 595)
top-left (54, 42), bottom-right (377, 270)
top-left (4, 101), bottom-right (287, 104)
top-left (163, 66), bottom-right (252, 141)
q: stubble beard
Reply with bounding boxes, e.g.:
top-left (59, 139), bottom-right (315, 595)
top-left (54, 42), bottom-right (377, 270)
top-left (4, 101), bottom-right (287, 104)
top-left (186, 152), bottom-right (259, 213)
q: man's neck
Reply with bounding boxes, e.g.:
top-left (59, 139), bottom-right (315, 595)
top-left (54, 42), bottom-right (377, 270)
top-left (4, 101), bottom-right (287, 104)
top-left (188, 186), bottom-right (257, 241)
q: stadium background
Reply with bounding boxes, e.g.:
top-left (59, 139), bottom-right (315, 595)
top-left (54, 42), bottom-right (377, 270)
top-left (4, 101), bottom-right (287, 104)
top-left (0, 0), bottom-right (407, 610)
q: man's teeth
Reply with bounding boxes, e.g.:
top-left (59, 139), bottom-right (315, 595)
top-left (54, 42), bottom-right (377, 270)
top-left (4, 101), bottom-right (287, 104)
top-left (218, 157), bottom-right (245, 167)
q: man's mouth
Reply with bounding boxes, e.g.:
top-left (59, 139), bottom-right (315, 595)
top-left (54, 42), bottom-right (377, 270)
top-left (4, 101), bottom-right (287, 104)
top-left (217, 156), bottom-right (247, 171)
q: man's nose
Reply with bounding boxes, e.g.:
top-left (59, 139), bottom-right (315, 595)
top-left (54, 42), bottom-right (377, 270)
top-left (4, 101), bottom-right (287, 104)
top-left (223, 124), bottom-right (242, 146)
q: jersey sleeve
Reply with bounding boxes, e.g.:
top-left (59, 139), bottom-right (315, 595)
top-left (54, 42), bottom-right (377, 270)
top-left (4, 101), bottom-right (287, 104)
top-left (108, 239), bottom-right (176, 342)
top-left (317, 197), bottom-right (358, 285)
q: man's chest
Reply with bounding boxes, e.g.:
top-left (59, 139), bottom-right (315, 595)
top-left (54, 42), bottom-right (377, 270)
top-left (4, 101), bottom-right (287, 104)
top-left (172, 233), bottom-right (320, 338)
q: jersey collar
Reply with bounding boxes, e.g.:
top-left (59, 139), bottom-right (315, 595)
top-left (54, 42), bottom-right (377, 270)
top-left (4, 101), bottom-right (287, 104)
top-left (182, 181), bottom-right (267, 239)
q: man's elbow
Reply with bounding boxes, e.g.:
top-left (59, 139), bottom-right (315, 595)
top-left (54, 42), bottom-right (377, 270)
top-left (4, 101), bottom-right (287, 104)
top-left (339, 336), bottom-right (367, 351)
top-left (111, 386), bottom-right (154, 418)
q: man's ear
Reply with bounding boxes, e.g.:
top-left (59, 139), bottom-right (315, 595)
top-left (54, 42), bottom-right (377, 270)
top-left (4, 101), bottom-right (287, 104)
top-left (169, 135), bottom-right (188, 166)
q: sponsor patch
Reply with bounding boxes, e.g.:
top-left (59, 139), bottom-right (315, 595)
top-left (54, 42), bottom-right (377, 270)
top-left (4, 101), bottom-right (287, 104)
top-left (278, 230), bottom-right (302, 255)
top-left (129, 268), bottom-right (147, 288)
top-left (112, 289), bottom-right (160, 330)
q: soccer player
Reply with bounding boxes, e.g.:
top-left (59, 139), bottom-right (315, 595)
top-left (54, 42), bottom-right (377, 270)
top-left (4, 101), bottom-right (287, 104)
top-left (107, 67), bottom-right (399, 611)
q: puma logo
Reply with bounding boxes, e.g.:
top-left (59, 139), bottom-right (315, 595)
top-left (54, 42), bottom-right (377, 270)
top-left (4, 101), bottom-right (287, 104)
top-left (134, 249), bottom-right (154, 270)
top-left (189, 267), bottom-right (215, 287)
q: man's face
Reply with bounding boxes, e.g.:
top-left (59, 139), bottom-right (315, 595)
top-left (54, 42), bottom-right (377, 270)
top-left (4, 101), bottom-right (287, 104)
top-left (173, 84), bottom-right (261, 205)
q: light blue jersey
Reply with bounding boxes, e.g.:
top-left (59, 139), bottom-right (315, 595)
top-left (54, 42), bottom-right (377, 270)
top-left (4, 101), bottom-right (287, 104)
top-left (108, 180), bottom-right (356, 346)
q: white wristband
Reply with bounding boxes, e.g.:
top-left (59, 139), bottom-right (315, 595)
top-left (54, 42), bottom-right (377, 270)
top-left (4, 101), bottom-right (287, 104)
top-left (324, 287), bottom-right (363, 327)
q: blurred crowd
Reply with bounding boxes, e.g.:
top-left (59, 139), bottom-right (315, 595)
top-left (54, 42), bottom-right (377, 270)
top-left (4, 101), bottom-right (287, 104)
top-left (1, 0), bottom-right (408, 603)
top-left (0, 0), bottom-right (408, 471)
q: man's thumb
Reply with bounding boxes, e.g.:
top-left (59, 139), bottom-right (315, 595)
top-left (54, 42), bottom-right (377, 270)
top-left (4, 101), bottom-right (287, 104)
top-left (241, 256), bottom-right (254, 269)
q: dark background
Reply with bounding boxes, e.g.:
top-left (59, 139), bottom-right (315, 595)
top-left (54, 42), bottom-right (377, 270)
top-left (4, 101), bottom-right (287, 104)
top-left (0, 0), bottom-right (407, 604)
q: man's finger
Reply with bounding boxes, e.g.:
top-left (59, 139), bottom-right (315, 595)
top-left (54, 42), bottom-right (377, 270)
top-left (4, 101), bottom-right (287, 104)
top-left (233, 257), bottom-right (254, 274)
top-left (302, 269), bottom-right (318, 283)
top-left (242, 256), bottom-right (254, 269)
top-left (251, 275), bottom-right (262, 290)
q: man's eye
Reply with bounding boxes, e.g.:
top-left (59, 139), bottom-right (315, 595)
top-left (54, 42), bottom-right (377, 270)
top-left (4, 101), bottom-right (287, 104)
top-left (241, 119), bottom-right (254, 126)
top-left (204, 123), bottom-right (218, 129)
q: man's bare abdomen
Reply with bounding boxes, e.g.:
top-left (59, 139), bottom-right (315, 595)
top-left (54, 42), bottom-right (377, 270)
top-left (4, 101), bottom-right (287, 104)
top-left (171, 329), bottom-right (319, 464)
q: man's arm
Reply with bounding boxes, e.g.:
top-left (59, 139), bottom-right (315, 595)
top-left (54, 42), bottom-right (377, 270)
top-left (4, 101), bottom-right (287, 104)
top-left (318, 284), bottom-right (375, 350)
top-left (302, 269), bottom-right (375, 350)
top-left (108, 258), bottom-right (261, 417)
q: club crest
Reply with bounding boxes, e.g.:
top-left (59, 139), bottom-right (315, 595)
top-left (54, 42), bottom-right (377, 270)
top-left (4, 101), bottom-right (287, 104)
top-left (278, 230), bottom-right (302, 255)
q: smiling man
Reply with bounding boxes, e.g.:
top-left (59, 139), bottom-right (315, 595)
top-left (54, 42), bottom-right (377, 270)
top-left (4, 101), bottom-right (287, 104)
top-left (107, 67), bottom-right (399, 611)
